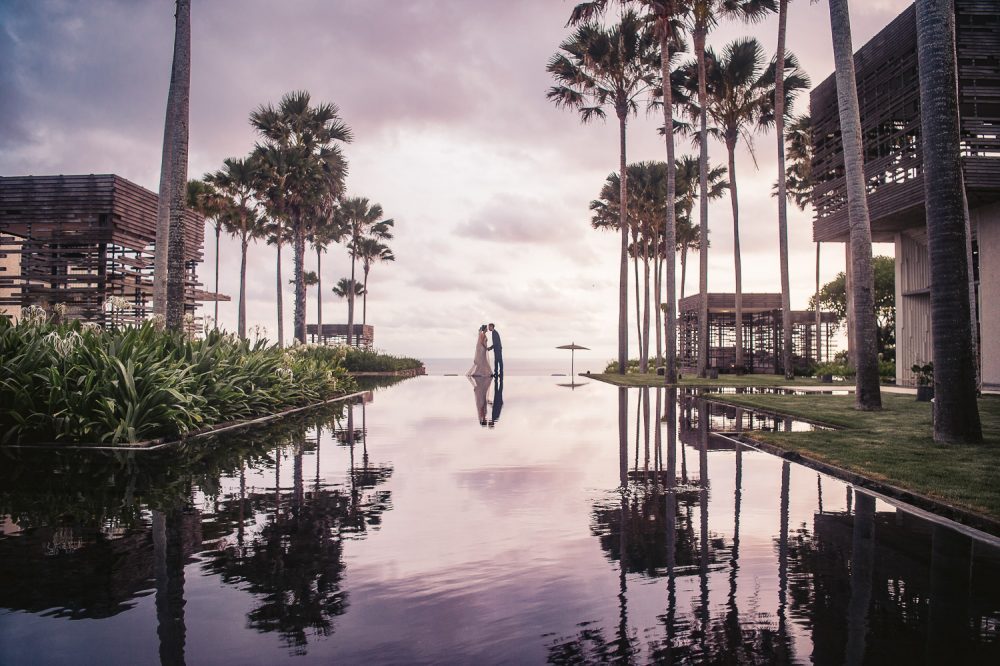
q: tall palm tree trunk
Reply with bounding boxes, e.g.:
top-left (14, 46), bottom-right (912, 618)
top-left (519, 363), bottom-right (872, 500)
top-left (213, 222), bottom-right (220, 326)
top-left (275, 237), bottom-right (284, 347)
top-left (634, 247), bottom-right (642, 364)
top-left (680, 245), bottom-right (688, 300)
top-left (661, 27), bottom-right (678, 384)
top-left (655, 248), bottom-right (663, 364)
top-left (161, 0), bottom-right (191, 331)
top-left (238, 235), bottom-right (248, 339)
top-left (828, 0), bottom-right (882, 410)
top-left (363, 267), bottom-right (370, 325)
top-left (727, 140), bottom-right (744, 374)
top-left (775, 0), bottom-right (794, 379)
top-left (348, 252), bottom-right (357, 346)
top-left (617, 112), bottom-right (630, 374)
top-left (642, 242), bottom-right (651, 373)
top-left (316, 247), bottom-right (323, 344)
top-left (915, 0), bottom-right (982, 442)
top-left (293, 223), bottom-right (307, 344)
top-left (695, 26), bottom-right (710, 378)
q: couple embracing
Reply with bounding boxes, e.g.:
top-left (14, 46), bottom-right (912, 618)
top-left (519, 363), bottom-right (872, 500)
top-left (466, 323), bottom-right (502, 378)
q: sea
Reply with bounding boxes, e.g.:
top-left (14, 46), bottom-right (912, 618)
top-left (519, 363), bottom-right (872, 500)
top-left (421, 357), bottom-right (604, 376)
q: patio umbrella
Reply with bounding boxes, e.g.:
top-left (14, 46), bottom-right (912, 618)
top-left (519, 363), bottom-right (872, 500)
top-left (556, 343), bottom-right (589, 379)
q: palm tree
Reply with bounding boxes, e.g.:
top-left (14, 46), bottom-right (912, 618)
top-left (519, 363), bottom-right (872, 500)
top-left (915, 0), bottom-right (982, 442)
top-left (250, 91), bottom-right (352, 345)
top-left (687, 0), bottom-right (771, 377)
top-left (352, 237), bottom-right (395, 325)
top-left (186, 179), bottom-right (225, 327)
top-left (264, 219), bottom-right (291, 347)
top-left (332, 278), bottom-right (366, 327)
top-left (548, 9), bottom-right (659, 375)
top-left (310, 211), bottom-right (349, 344)
top-left (681, 38), bottom-right (808, 373)
top-left (675, 155), bottom-right (727, 299)
top-left (153, 0), bottom-right (191, 331)
top-left (826, 0), bottom-right (881, 410)
top-left (206, 157), bottom-right (261, 339)
top-left (780, 114), bottom-right (821, 362)
top-left (336, 198), bottom-right (393, 345)
top-left (568, 0), bottom-right (690, 383)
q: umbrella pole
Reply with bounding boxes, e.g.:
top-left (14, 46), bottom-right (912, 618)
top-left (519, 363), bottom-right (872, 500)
top-left (571, 349), bottom-right (575, 378)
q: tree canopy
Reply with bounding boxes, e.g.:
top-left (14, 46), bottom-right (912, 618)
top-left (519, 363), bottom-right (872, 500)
top-left (809, 255), bottom-right (896, 359)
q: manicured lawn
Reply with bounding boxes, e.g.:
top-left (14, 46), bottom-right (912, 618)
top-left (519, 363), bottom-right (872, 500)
top-left (702, 391), bottom-right (1000, 522)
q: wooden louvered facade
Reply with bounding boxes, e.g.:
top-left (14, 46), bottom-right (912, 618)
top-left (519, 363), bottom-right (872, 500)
top-left (677, 293), bottom-right (837, 374)
top-left (810, 0), bottom-right (1000, 242)
top-left (809, 0), bottom-right (1000, 388)
top-left (0, 174), bottom-right (225, 326)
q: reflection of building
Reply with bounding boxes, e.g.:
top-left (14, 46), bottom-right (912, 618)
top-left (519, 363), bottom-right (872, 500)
top-left (792, 508), bottom-right (1000, 665)
top-left (678, 293), bottom-right (837, 374)
top-left (810, 1), bottom-right (1000, 387)
top-left (0, 174), bottom-right (227, 326)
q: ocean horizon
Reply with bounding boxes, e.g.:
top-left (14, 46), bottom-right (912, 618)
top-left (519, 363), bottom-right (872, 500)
top-left (420, 357), bottom-right (603, 376)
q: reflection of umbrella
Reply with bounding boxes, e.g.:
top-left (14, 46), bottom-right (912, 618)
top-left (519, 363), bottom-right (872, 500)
top-left (557, 381), bottom-right (588, 390)
top-left (556, 343), bottom-right (589, 378)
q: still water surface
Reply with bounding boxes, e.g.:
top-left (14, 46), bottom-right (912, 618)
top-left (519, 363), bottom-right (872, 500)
top-left (1, 376), bottom-right (998, 664)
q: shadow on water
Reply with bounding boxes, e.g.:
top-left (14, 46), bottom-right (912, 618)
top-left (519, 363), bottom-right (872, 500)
top-left (545, 387), bottom-right (1000, 665)
top-left (0, 396), bottom-right (392, 660)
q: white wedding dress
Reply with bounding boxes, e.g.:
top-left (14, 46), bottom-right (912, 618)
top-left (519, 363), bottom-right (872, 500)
top-left (466, 332), bottom-right (492, 377)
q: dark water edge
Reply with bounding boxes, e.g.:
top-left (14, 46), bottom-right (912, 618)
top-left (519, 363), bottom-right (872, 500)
top-left (1, 377), bottom-right (998, 665)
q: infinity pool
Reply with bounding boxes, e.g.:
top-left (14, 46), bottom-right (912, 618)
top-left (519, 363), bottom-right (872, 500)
top-left (1, 376), bottom-right (998, 664)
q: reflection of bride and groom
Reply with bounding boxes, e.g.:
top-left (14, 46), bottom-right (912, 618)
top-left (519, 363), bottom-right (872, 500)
top-left (466, 323), bottom-right (503, 427)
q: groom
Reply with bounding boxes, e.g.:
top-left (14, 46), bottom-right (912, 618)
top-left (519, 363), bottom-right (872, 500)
top-left (487, 323), bottom-right (503, 377)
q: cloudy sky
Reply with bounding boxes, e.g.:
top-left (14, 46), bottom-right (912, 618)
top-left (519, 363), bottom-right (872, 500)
top-left (0, 0), bottom-right (905, 361)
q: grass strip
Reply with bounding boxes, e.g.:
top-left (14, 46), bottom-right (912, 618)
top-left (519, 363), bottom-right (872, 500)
top-left (704, 391), bottom-right (1000, 523)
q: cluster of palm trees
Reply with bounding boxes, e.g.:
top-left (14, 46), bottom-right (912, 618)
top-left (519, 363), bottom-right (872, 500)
top-left (549, 0), bottom-right (811, 383)
top-left (186, 93), bottom-right (395, 346)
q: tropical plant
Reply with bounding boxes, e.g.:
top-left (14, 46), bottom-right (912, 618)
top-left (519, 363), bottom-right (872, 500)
top-left (809, 256), bottom-right (896, 361)
top-left (686, 0), bottom-right (772, 377)
top-left (332, 278), bottom-right (366, 329)
top-left (0, 313), bottom-right (356, 445)
top-left (310, 210), bottom-right (350, 344)
top-left (264, 219), bottom-right (291, 347)
top-left (674, 154), bottom-right (726, 299)
top-left (250, 91), bottom-right (352, 345)
top-left (186, 178), bottom-right (226, 327)
top-left (336, 198), bottom-right (393, 345)
top-left (567, 0), bottom-right (691, 383)
top-left (352, 237), bottom-right (395, 325)
top-left (826, 0), bottom-right (882, 410)
top-left (205, 156), bottom-right (264, 339)
top-left (915, 0), bottom-right (981, 442)
top-left (153, 0), bottom-right (191, 332)
top-left (548, 8), bottom-right (659, 375)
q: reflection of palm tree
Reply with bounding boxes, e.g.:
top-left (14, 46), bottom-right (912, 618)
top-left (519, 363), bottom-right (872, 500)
top-left (845, 491), bottom-right (874, 665)
top-left (777, 460), bottom-right (791, 661)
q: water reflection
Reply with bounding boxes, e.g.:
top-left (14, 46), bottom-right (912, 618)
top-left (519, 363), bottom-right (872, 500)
top-left (0, 398), bottom-right (393, 660)
top-left (1, 378), bottom-right (999, 664)
top-left (549, 387), bottom-right (1000, 664)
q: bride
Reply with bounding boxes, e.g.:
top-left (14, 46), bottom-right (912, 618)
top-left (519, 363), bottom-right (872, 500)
top-left (466, 324), bottom-right (492, 377)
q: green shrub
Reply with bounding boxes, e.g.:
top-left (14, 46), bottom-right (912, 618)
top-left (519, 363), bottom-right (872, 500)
top-left (814, 361), bottom-right (855, 378)
top-left (0, 315), bottom-right (357, 445)
top-left (341, 347), bottom-right (423, 373)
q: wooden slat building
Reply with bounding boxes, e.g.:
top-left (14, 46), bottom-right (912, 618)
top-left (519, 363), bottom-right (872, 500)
top-left (809, 0), bottom-right (1000, 388)
top-left (677, 293), bottom-right (837, 375)
top-left (0, 174), bottom-right (227, 327)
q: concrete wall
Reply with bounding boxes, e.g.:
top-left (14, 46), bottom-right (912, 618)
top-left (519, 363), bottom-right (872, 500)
top-left (973, 202), bottom-right (1000, 391)
top-left (895, 232), bottom-right (932, 385)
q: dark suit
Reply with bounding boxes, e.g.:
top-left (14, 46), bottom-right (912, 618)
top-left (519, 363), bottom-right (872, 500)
top-left (489, 328), bottom-right (503, 376)
top-left (490, 380), bottom-right (504, 424)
